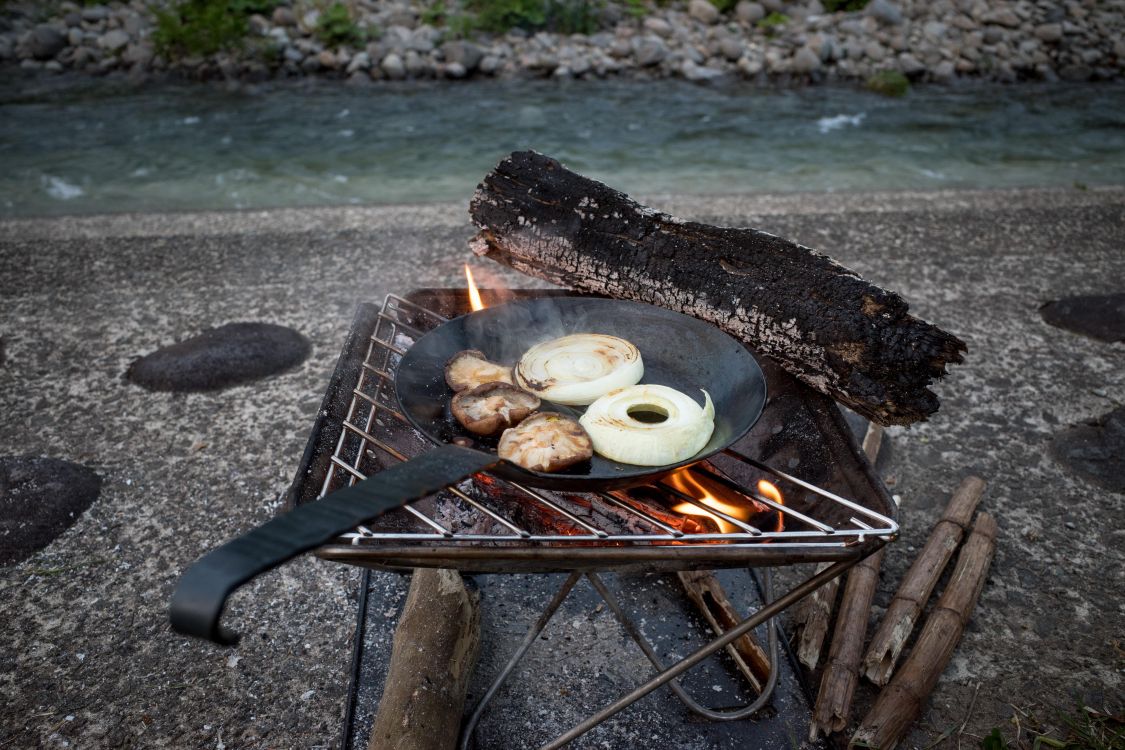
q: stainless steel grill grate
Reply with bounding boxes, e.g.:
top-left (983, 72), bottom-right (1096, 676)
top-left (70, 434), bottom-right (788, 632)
top-left (311, 294), bottom-right (897, 571)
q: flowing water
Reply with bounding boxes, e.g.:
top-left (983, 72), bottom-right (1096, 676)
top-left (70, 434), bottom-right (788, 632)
top-left (2, 77), bottom-right (1123, 217)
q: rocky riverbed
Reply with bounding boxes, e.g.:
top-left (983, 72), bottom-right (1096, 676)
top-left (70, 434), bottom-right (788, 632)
top-left (2, 0), bottom-right (1123, 85)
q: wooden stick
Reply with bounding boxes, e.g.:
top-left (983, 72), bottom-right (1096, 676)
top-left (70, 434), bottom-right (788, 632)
top-left (470, 151), bottom-right (966, 426)
top-left (369, 569), bottom-right (481, 750)
top-left (677, 570), bottom-right (770, 692)
top-left (809, 422), bottom-right (886, 739)
top-left (850, 512), bottom-right (999, 750)
top-left (792, 423), bottom-right (884, 670)
top-left (862, 476), bottom-right (987, 686)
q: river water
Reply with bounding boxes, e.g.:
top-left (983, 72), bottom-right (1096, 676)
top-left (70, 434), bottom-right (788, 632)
top-left (2, 78), bottom-right (1123, 217)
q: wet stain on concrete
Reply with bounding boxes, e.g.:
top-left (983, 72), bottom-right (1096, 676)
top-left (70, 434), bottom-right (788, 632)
top-left (0, 456), bottom-right (102, 565)
top-left (126, 322), bottom-right (311, 392)
top-left (1040, 292), bottom-right (1125, 343)
top-left (1049, 407), bottom-right (1125, 493)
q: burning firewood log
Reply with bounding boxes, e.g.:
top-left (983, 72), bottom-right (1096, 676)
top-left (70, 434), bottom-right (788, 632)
top-left (469, 151), bottom-right (966, 426)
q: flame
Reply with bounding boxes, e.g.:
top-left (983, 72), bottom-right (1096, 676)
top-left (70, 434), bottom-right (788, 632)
top-left (465, 264), bottom-right (485, 312)
top-left (757, 479), bottom-right (785, 532)
top-left (668, 469), bottom-right (756, 534)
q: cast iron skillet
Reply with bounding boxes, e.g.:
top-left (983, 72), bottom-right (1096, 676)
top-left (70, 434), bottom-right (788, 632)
top-left (170, 297), bottom-right (766, 644)
top-left (396, 296), bottom-right (765, 490)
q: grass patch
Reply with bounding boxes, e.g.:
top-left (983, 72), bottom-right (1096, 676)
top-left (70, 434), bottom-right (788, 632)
top-left (432, 0), bottom-right (604, 36)
top-left (756, 11), bottom-right (792, 33)
top-left (315, 2), bottom-right (366, 46)
top-left (153, 0), bottom-right (282, 58)
top-left (709, 0), bottom-right (737, 14)
top-left (866, 69), bottom-right (909, 96)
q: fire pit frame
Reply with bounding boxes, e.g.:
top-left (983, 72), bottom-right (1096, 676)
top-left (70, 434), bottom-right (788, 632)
top-left (286, 291), bottom-right (898, 749)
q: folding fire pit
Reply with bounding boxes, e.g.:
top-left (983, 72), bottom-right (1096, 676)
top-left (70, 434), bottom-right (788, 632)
top-left (285, 288), bottom-right (898, 749)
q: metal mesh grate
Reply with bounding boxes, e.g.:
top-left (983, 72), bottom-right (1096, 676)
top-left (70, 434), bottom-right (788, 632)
top-left (311, 294), bottom-right (896, 569)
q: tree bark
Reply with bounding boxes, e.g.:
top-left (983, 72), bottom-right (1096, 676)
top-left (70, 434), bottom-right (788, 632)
top-left (369, 569), bottom-right (481, 750)
top-left (469, 151), bottom-right (966, 426)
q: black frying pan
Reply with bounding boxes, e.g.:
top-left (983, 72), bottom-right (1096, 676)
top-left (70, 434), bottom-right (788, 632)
top-left (170, 297), bottom-right (766, 644)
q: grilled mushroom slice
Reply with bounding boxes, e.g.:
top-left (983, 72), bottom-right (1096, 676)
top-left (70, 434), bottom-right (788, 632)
top-left (498, 412), bottom-right (594, 473)
top-left (451, 382), bottom-right (540, 436)
top-left (444, 349), bottom-right (513, 392)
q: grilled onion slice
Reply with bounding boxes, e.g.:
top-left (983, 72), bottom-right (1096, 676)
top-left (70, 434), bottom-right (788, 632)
top-left (498, 412), bottom-right (593, 473)
top-left (451, 382), bottom-right (540, 436)
top-left (444, 349), bottom-right (513, 392)
top-left (515, 334), bottom-right (643, 406)
top-left (579, 385), bottom-right (715, 466)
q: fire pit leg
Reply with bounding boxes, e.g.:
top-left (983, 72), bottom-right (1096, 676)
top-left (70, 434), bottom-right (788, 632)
top-left (539, 559), bottom-right (860, 750)
top-left (459, 572), bottom-right (582, 750)
top-left (586, 571), bottom-right (780, 721)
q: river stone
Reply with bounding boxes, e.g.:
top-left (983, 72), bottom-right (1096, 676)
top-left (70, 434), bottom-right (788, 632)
top-left (632, 35), bottom-right (668, 66)
top-left (792, 46), bottom-right (821, 72)
top-left (982, 8), bottom-right (1020, 27)
top-left (689, 0), bottom-right (721, 25)
top-left (1035, 23), bottom-right (1063, 42)
top-left (0, 456), bottom-right (102, 566)
top-left (126, 322), bottom-right (311, 392)
top-left (272, 6), bottom-right (297, 26)
top-left (736, 1), bottom-right (765, 23)
top-left (442, 40), bottom-right (484, 71)
top-left (381, 52), bottom-right (406, 79)
top-left (81, 5), bottom-right (109, 22)
top-left (1050, 407), bottom-right (1125, 494)
top-left (99, 29), bottom-right (130, 52)
top-left (643, 17), bottom-right (673, 37)
top-left (866, 0), bottom-right (903, 25)
top-left (1040, 293), bottom-right (1125, 343)
top-left (29, 25), bottom-right (66, 60)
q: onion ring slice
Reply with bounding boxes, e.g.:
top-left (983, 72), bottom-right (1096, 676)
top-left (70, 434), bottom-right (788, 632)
top-left (579, 384), bottom-right (715, 466)
top-left (515, 333), bottom-right (643, 406)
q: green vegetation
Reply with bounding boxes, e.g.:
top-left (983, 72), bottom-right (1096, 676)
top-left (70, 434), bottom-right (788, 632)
top-left (153, 0), bottom-right (281, 58)
top-left (822, 0), bottom-right (869, 11)
top-left (866, 68), bottom-right (909, 96)
top-left (315, 2), bottom-right (365, 46)
top-left (427, 0), bottom-right (604, 36)
top-left (979, 705), bottom-right (1124, 750)
top-left (623, 0), bottom-right (648, 17)
top-left (709, 0), bottom-right (737, 14)
top-left (756, 11), bottom-right (789, 29)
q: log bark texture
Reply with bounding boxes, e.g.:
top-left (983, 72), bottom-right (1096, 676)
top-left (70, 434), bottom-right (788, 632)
top-left (850, 512), bottom-right (998, 750)
top-left (369, 568), bottom-right (481, 750)
top-left (862, 476), bottom-right (986, 686)
top-left (469, 151), bottom-right (966, 426)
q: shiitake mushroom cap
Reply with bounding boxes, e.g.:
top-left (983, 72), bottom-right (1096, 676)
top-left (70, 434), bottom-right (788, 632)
top-left (444, 349), bottom-right (514, 392)
top-left (451, 381), bottom-right (540, 436)
top-left (498, 412), bottom-right (594, 473)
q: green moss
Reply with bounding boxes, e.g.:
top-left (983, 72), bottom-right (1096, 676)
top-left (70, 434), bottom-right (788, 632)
top-left (315, 2), bottom-right (365, 46)
top-left (709, 0), bottom-right (737, 13)
top-left (623, 0), bottom-right (648, 18)
top-left (865, 69), bottom-right (910, 96)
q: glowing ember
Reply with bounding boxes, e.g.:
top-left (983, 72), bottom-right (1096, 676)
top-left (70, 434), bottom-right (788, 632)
top-left (666, 468), bottom-right (780, 534)
top-left (465, 264), bottom-right (485, 311)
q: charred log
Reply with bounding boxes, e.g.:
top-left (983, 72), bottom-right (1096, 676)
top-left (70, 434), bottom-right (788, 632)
top-left (469, 151), bottom-right (966, 425)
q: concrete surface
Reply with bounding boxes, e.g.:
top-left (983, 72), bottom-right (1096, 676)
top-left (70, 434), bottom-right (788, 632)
top-left (1, 186), bottom-right (1123, 749)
